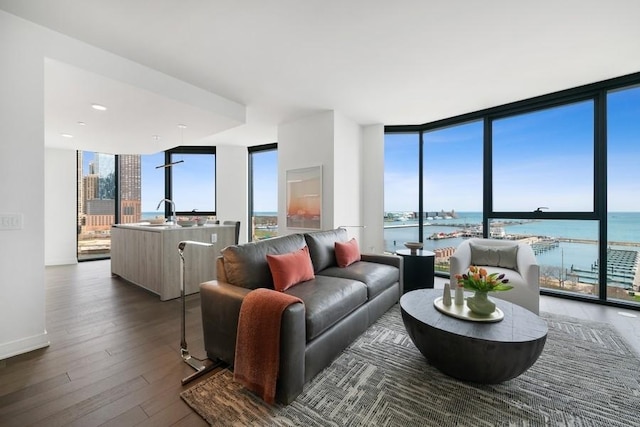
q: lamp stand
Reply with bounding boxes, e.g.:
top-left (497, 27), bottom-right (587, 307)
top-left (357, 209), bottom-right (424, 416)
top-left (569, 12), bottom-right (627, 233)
top-left (178, 240), bottom-right (221, 385)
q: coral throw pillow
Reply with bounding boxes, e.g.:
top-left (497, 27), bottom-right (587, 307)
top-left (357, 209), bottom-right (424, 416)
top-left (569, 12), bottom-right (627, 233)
top-left (266, 246), bottom-right (315, 292)
top-left (335, 238), bottom-right (361, 268)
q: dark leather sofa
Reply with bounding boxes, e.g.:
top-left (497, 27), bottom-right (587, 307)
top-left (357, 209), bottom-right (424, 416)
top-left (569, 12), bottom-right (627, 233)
top-left (200, 228), bottom-right (403, 403)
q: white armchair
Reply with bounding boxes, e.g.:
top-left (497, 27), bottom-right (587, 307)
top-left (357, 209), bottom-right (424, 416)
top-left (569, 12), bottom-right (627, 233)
top-left (450, 238), bottom-right (540, 314)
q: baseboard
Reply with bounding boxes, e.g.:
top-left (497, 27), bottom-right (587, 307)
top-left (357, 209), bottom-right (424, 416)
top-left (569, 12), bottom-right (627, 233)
top-left (0, 331), bottom-right (50, 361)
top-left (45, 258), bottom-right (78, 266)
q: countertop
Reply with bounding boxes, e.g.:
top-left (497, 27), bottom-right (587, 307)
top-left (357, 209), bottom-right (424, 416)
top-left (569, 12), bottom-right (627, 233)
top-left (112, 222), bottom-right (233, 232)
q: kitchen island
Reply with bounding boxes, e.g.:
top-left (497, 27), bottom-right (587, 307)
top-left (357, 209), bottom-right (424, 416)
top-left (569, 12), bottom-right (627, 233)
top-left (111, 223), bottom-right (236, 300)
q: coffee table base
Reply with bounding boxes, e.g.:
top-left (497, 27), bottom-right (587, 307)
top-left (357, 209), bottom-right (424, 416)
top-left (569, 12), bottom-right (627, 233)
top-left (400, 290), bottom-right (548, 384)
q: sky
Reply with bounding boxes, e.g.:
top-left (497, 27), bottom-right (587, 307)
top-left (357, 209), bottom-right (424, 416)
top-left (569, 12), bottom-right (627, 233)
top-left (385, 84), bottom-right (640, 213)
top-left (81, 85), bottom-right (640, 216)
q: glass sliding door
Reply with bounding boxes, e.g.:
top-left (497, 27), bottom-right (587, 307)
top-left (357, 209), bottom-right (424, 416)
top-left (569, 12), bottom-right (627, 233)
top-left (384, 133), bottom-right (420, 253)
top-left (607, 84), bottom-right (640, 305)
top-left (77, 151), bottom-right (116, 260)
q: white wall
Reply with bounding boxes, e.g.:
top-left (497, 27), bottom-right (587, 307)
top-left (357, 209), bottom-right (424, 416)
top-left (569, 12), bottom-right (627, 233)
top-left (333, 112), bottom-right (363, 242)
top-left (277, 110), bottom-right (375, 246)
top-left (362, 124), bottom-right (385, 253)
top-left (277, 111), bottom-right (335, 234)
top-left (0, 10), bottom-right (246, 359)
top-left (0, 11), bottom-right (49, 359)
top-left (45, 148), bottom-right (78, 265)
top-left (215, 145), bottom-right (248, 243)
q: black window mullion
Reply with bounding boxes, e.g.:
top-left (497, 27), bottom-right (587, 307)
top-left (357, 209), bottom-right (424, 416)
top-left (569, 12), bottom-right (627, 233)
top-left (595, 90), bottom-right (608, 300)
top-left (483, 117), bottom-right (492, 238)
top-left (418, 132), bottom-right (424, 242)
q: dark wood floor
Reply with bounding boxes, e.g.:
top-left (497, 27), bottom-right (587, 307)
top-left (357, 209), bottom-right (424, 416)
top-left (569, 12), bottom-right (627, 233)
top-left (0, 260), bottom-right (211, 426)
top-left (1, 262), bottom-right (639, 426)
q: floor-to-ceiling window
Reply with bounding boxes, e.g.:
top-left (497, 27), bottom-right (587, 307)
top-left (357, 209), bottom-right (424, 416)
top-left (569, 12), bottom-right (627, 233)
top-left (249, 143), bottom-right (278, 241)
top-left (607, 84), bottom-right (640, 304)
top-left (383, 132), bottom-right (420, 252)
top-left (78, 147), bottom-right (217, 261)
top-left (77, 151), bottom-right (116, 261)
top-left (423, 121), bottom-right (483, 273)
top-left (385, 71), bottom-right (640, 308)
top-left (491, 100), bottom-right (599, 299)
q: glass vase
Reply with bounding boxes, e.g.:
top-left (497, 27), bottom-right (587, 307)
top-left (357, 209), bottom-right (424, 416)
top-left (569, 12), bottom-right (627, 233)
top-left (466, 291), bottom-right (496, 316)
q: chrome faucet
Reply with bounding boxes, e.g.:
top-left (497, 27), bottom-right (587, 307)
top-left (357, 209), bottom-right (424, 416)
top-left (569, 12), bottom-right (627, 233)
top-left (156, 198), bottom-right (177, 224)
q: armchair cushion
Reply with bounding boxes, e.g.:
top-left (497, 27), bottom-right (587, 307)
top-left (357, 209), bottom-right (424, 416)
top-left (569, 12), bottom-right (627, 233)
top-left (470, 242), bottom-right (518, 270)
top-left (451, 238), bottom-right (540, 314)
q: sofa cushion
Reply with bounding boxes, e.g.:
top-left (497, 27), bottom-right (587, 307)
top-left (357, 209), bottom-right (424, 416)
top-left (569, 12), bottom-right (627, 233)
top-left (304, 228), bottom-right (349, 273)
top-left (318, 261), bottom-right (399, 300)
top-left (335, 238), bottom-right (361, 268)
top-left (221, 233), bottom-right (306, 289)
top-left (285, 275), bottom-right (367, 341)
top-left (267, 246), bottom-right (315, 292)
top-left (470, 242), bottom-right (519, 270)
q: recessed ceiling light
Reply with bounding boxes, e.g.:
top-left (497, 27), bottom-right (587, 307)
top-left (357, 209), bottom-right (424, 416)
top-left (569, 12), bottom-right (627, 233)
top-left (77, 121), bottom-right (86, 126)
top-left (91, 104), bottom-right (107, 111)
top-left (61, 133), bottom-right (73, 138)
top-left (177, 124), bottom-right (187, 129)
top-left (152, 135), bottom-right (161, 141)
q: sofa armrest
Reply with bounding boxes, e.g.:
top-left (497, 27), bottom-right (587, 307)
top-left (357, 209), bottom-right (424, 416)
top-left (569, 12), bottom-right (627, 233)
top-left (516, 244), bottom-right (541, 314)
top-left (200, 280), bottom-right (251, 365)
top-left (361, 253), bottom-right (401, 268)
top-left (200, 280), bottom-right (307, 403)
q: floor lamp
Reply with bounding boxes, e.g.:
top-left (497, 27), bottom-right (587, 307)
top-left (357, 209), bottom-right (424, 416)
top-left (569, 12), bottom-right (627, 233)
top-left (178, 240), bottom-right (221, 385)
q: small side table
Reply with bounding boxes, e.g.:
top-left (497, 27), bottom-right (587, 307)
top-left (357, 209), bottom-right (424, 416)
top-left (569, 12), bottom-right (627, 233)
top-left (396, 249), bottom-right (435, 293)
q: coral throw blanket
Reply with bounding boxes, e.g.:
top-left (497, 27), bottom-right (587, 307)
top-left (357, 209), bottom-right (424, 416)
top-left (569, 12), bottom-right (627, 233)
top-left (234, 288), bottom-right (303, 404)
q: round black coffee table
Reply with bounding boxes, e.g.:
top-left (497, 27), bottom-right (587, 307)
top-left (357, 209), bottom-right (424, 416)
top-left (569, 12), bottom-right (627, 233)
top-left (400, 289), bottom-right (548, 383)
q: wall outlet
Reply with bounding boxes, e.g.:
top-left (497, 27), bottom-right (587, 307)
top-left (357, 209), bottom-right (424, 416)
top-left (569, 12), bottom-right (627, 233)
top-left (210, 233), bottom-right (217, 243)
top-left (0, 213), bottom-right (23, 230)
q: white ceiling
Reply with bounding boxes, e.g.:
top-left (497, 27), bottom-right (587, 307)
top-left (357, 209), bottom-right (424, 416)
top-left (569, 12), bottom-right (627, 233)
top-left (2, 0), bottom-right (640, 152)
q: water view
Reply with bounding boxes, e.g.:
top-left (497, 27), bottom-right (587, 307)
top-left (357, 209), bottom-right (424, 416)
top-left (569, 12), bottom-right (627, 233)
top-left (384, 211), bottom-right (640, 303)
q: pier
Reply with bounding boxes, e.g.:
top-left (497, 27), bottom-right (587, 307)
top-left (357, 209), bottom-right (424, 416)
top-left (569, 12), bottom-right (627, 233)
top-left (530, 239), bottom-right (559, 255)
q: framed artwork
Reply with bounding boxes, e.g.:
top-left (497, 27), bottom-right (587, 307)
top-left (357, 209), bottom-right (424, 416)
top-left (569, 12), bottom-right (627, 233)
top-left (286, 166), bottom-right (322, 230)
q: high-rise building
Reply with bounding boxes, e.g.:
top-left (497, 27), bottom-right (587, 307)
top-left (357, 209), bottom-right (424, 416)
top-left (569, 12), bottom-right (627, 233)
top-left (83, 174), bottom-right (99, 205)
top-left (119, 155), bottom-right (141, 201)
top-left (78, 152), bottom-right (142, 233)
top-left (119, 155), bottom-right (142, 223)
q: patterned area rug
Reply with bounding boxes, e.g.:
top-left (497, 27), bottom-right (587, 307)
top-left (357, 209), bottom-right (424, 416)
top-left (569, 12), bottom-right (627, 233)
top-left (181, 305), bottom-right (640, 426)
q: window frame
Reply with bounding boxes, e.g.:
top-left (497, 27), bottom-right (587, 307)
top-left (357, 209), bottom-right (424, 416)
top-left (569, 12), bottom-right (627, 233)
top-left (164, 145), bottom-right (217, 218)
top-left (385, 71), bottom-right (640, 309)
top-left (248, 143), bottom-right (278, 242)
